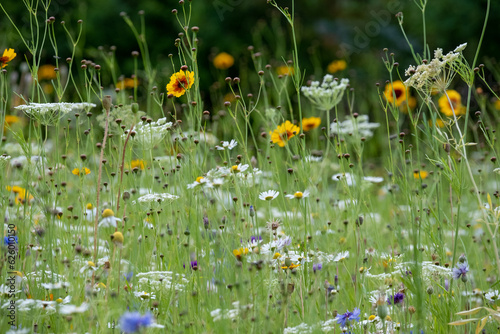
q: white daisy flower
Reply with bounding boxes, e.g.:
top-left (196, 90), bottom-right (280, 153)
top-left (285, 190), bottom-right (310, 199)
top-left (230, 164), bottom-right (249, 173)
top-left (79, 261), bottom-right (98, 274)
top-left (187, 176), bottom-right (208, 189)
top-left (215, 139), bottom-right (238, 150)
top-left (85, 203), bottom-right (97, 222)
top-left (133, 290), bottom-right (156, 300)
top-left (259, 190), bottom-right (279, 201)
top-left (333, 251), bottom-right (349, 262)
top-left (485, 290), bottom-right (499, 302)
top-left (98, 209), bottom-right (122, 228)
top-left (58, 302), bottom-right (90, 315)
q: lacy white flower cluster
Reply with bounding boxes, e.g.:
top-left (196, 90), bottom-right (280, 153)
top-left (330, 115), bottom-right (380, 139)
top-left (136, 271), bottom-right (189, 291)
top-left (133, 193), bottom-right (179, 204)
top-left (15, 102), bottom-right (95, 126)
top-left (404, 43), bottom-right (467, 93)
top-left (123, 117), bottom-right (172, 149)
top-left (301, 75), bottom-right (349, 111)
top-left (210, 301), bottom-right (253, 322)
top-left (0, 154), bottom-right (11, 168)
top-left (215, 139), bottom-right (237, 151)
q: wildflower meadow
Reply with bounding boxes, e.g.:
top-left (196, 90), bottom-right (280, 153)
top-left (1, 0), bottom-right (500, 333)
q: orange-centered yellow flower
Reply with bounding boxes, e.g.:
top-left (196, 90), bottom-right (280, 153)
top-left (130, 159), bottom-right (146, 170)
top-left (301, 117), bottom-right (321, 131)
top-left (438, 90), bottom-right (466, 117)
top-left (384, 80), bottom-right (407, 107)
top-left (166, 70), bottom-right (195, 97)
top-left (270, 121), bottom-right (300, 147)
top-left (276, 66), bottom-right (294, 76)
top-left (413, 170), bottom-right (428, 180)
top-left (327, 60), bottom-right (347, 73)
top-left (213, 52), bottom-right (234, 70)
top-left (0, 48), bottom-right (16, 68)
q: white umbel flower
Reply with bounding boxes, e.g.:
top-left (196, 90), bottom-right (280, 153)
top-left (302, 75), bottom-right (349, 111)
top-left (124, 117), bottom-right (173, 149)
top-left (15, 102), bottom-right (95, 126)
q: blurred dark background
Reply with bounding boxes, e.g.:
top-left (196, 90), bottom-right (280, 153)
top-left (1, 0), bottom-right (498, 104)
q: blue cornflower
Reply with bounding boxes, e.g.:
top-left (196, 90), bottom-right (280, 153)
top-left (4, 236), bottom-right (18, 246)
top-left (452, 262), bottom-right (469, 280)
top-left (123, 271), bottom-right (133, 282)
top-left (313, 263), bottom-right (322, 273)
top-left (336, 308), bottom-right (361, 327)
top-left (387, 292), bottom-right (405, 305)
top-left (119, 311), bottom-right (153, 333)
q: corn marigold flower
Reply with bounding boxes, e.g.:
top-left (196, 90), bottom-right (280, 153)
top-left (285, 190), bottom-right (310, 200)
top-left (301, 117), bottom-right (321, 131)
top-left (98, 209), bottom-right (122, 228)
top-left (72, 167), bottom-right (91, 176)
top-left (233, 247), bottom-right (249, 261)
top-left (3, 115), bottom-right (22, 130)
top-left (270, 120), bottom-right (300, 147)
top-left (0, 48), bottom-right (16, 68)
top-left (327, 59), bottom-right (347, 73)
top-left (37, 64), bottom-right (57, 81)
top-left (413, 170), bottom-right (428, 180)
top-left (166, 70), bottom-right (195, 97)
top-left (6, 185), bottom-right (34, 205)
top-left (213, 52), bottom-right (234, 69)
top-left (116, 77), bottom-right (139, 90)
top-left (438, 90), bottom-right (466, 117)
top-left (111, 231), bottom-right (124, 245)
top-left (383, 80), bottom-right (408, 107)
top-left (259, 190), bottom-right (279, 201)
top-left (276, 65), bottom-right (294, 76)
top-left (130, 159), bottom-right (146, 170)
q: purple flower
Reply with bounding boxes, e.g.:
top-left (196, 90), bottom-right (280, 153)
top-left (190, 260), bottom-right (198, 270)
top-left (335, 308), bottom-right (361, 327)
top-left (313, 263), bottom-right (322, 273)
top-left (119, 312), bottom-right (152, 333)
top-left (387, 292), bottom-right (405, 305)
top-left (452, 262), bottom-right (469, 280)
top-left (444, 278), bottom-right (450, 291)
top-left (123, 271), bottom-right (133, 282)
top-left (250, 235), bottom-right (262, 244)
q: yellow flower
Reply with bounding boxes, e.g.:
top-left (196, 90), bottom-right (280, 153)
top-left (0, 48), bottom-right (16, 68)
top-left (196, 176), bottom-right (205, 183)
top-left (166, 70), bottom-right (195, 97)
top-left (213, 52), bottom-right (234, 70)
top-left (37, 64), bottom-right (57, 81)
top-left (116, 77), bottom-right (139, 90)
top-left (368, 315), bottom-right (376, 321)
top-left (3, 115), bottom-right (22, 130)
top-left (428, 119), bottom-right (445, 128)
top-left (86, 203), bottom-right (93, 210)
top-left (301, 117), bottom-right (321, 131)
top-left (276, 65), bottom-right (294, 76)
top-left (494, 99), bottom-right (500, 111)
top-left (6, 185), bottom-right (34, 205)
top-left (413, 170), bottom-right (428, 180)
top-left (111, 231), bottom-right (124, 244)
top-left (327, 60), bottom-right (347, 73)
top-left (281, 262), bottom-right (301, 270)
top-left (384, 80), bottom-right (408, 107)
top-left (438, 90), bottom-right (466, 117)
top-left (130, 159), bottom-right (146, 170)
top-left (102, 209), bottom-right (115, 218)
top-left (270, 120), bottom-right (300, 147)
top-left (273, 252), bottom-right (282, 259)
top-left (72, 167), bottom-right (91, 176)
top-left (233, 247), bottom-right (249, 260)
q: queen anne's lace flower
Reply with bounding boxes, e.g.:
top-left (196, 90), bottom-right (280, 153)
top-left (15, 102), bottom-right (95, 126)
top-left (404, 44), bottom-right (468, 93)
top-left (330, 115), bottom-right (380, 139)
top-left (124, 118), bottom-right (173, 149)
top-left (301, 75), bottom-right (349, 111)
